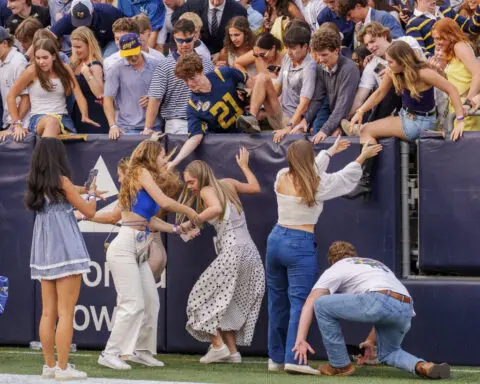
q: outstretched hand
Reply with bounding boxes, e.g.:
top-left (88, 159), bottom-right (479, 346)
top-left (328, 135), bottom-right (351, 156)
top-left (236, 146), bottom-right (250, 169)
top-left (292, 339), bottom-right (315, 365)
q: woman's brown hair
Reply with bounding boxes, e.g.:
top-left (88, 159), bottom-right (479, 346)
top-left (432, 18), bottom-right (471, 61)
top-left (33, 38), bottom-right (75, 96)
top-left (119, 139), bottom-right (181, 211)
top-left (386, 41), bottom-right (428, 101)
top-left (223, 16), bottom-right (255, 55)
top-left (286, 140), bottom-right (320, 207)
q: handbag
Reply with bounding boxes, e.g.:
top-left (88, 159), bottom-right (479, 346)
top-left (103, 223), bottom-right (120, 253)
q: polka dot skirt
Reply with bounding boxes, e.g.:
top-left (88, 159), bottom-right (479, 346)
top-left (186, 208), bottom-right (265, 346)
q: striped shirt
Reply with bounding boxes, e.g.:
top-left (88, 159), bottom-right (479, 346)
top-left (147, 51), bottom-right (214, 120)
top-left (406, 6), bottom-right (480, 58)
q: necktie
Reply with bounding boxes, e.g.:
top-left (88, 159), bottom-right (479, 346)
top-left (211, 8), bottom-right (218, 36)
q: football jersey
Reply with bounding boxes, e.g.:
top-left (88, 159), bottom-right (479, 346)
top-left (187, 67), bottom-right (248, 137)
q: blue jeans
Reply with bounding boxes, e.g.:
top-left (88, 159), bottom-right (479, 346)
top-left (312, 97), bottom-right (330, 134)
top-left (314, 292), bottom-right (423, 373)
top-left (399, 108), bottom-right (436, 141)
top-left (266, 225), bottom-right (318, 365)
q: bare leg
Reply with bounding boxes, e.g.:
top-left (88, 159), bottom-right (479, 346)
top-left (40, 280), bottom-right (58, 368)
top-left (36, 116), bottom-right (62, 138)
top-left (249, 73), bottom-right (282, 117)
top-left (221, 331), bottom-right (238, 354)
top-left (359, 116), bottom-right (406, 144)
top-left (55, 275), bottom-right (82, 370)
top-left (211, 329), bottom-right (225, 349)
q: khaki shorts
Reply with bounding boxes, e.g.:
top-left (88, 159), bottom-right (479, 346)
top-left (267, 109), bottom-right (289, 131)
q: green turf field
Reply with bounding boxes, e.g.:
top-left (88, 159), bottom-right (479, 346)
top-left (0, 348), bottom-right (478, 383)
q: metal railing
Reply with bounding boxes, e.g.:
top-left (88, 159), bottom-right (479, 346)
top-left (445, 110), bottom-right (480, 132)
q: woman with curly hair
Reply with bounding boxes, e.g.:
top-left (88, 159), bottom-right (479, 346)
top-left (215, 16), bottom-right (256, 75)
top-left (431, 18), bottom-right (480, 131)
top-left (98, 136), bottom-right (200, 371)
top-left (263, 0), bottom-right (304, 32)
top-left (178, 148), bottom-right (265, 364)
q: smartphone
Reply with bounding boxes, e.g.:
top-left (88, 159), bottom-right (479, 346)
top-left (374, 63), bottom-right (386, 74)
top-left (267, 65), bottom-right (281, 74)
top-left (85, 168), bottom-right (98, 190)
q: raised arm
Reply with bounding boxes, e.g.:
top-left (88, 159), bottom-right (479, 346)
top-left (222, 147), bottom-right (261, 194)
top-left (168, 134), bottom-right (204, 169)
top-left (62, 177), bottom-right (97, 218)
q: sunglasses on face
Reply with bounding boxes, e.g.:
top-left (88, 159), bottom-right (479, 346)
top-left (175, 36), bottom-right (195, 44)
top-left (253, 49), bottom-right (271, 58)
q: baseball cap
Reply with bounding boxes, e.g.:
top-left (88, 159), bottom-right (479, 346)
top-left (71, 0), bottom-right (93, 27)
top-left (0, 27), bottom-right (9, 42)
top-left (119, 33), bottom-right (142, 57)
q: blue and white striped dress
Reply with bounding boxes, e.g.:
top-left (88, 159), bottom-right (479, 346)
top-left (30, 198), bottom-right (91, 280)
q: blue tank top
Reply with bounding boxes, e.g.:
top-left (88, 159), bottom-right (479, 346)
top-left (402, 87), bottom-right (435, 113)
top-left (131, 189), bottom-right (160, 221)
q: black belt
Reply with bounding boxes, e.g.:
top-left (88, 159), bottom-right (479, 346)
top-left (403, 107), bottom-right (436, 117)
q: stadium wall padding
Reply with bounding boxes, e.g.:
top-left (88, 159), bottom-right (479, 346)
top-left (2, 134), bottom-right (479, 366)
top-left (418, 132), bottom-right (480, 273)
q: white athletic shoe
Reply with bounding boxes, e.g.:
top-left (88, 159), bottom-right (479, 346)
top-left (268, 359), bottom-right (284, 372)
top-left (128, 351), bottom-right (165, 367)
top-left (54, 363), bottom-right (87, 381)
top-left (199, 344), bottom-right (231, 364)
top-left (41, 363), bottom-right (57, 379)
top-left (220, 352), bottom-right (242, 363)
top-left (284, 363), bottom-right (320, 375)
top-left (97, 353), bottom-right (132, 370)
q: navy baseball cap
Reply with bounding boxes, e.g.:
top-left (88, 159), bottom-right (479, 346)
top-left (71, 0), bottom-right (93, 27)
top-left (0, 27), bottom-right (9, 42)
top-left (120, 33), bottom-right (142, 57)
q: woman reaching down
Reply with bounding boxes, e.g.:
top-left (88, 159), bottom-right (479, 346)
top-left (178, 148), bottom-right (265, 364)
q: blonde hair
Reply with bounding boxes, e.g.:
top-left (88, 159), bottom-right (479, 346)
top-left (386, 41), bottom-right (427, 101)
top-left (119, 139), bottom-right (181, 211)
top-left (286, 140), bottom-right (320, 207)
top-left (180, 12), bottom-right (203, 30)
top-left (177, 161), bottom-right (242, 223)
top-left (70, 27), bottom-right (103, 72)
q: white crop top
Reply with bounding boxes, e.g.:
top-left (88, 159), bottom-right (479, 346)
top-left (28, 78), bottom-right (68, 116)
top-left (275, 150), bottom-right (362, 225)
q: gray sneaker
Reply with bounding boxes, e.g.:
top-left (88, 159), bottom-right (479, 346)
top-left (236, 115), bottom-right (261, 134)
top-left (199, 344), bottom-right (231, 364)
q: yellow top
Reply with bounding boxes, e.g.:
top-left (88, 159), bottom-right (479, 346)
top-left (446, 57), bottom-right (480, 131)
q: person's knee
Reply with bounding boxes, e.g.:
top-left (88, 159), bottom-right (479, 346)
top-left (42, 307), bottom-right (58, 321)
top-left (41, 116), bottom-right (61, 137)
top-left (313, 296), bottom-right (331, 317)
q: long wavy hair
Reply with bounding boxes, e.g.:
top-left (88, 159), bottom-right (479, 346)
top-left (70, 26), bottom-right (103, 72)
top-left (386, 41), bottom-right (428, 101)
top-left (286, 140), bottom-right (320, 207)
top-left (177, 161), bottom-right (242, 223)
top-left (223, 16), bottom-right (255, 56)
top-left (119, 138), bottom-right (181, 211)
top-left (432, 18), bottom-right (472, 61)
top-left (266, 0), bottom-right (293, 20)
top-left (25, 138), bottom-right (72, 211)
top-left (33, 38), bottom-right (74, 96)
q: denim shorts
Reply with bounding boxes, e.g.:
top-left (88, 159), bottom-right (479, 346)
top-left (399, 108), bottom-right (436, 141)
top-left (29, 114), bottom-right (76, 133)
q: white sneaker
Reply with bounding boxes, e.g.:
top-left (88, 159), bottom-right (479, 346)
top-left (199, 344), bottom-right (231, 364)
top-left (97, 353), bottom-right (132, 370)
top-left (284, 363), bottom-right (320, 375)
top-left (128, 351), bottom-right (164, 367)
top-left (268, 359), bottom-right (284, 372)
top-left (220, 352), bottom-right (242, 363)
top-left (42, 363), bottom-right (57, 379)
top-left (54, 364), bottom-right (87, 381)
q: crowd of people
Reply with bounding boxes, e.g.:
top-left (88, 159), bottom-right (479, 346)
top-left (4, 0), bottom-right (479, 380)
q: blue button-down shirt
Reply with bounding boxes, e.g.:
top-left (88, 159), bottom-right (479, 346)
top-left (117, 0), bottom-right (166, 31)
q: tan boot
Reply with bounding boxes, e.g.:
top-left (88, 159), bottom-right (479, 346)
top-left (415, 361), bottom-right (451, 379)
top-left (318, 363), bottom-right (356, 376)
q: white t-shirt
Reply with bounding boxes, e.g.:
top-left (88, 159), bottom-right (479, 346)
top-left (157, 6), bottom-right (173, 45)
top-left (313, 257), bottom-right (411, 297)
top-left (359, 36), bottom-right (424, 91)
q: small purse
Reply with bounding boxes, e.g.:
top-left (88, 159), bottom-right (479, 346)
top-left (103, 224), bottom-right (120, 253)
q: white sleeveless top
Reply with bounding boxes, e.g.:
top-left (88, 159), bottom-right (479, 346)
top-left (274, 151), bottom-right (363, 225)
top-left (28, 78), bottom-right (68, 116)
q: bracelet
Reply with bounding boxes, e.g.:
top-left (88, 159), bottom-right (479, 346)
top-left (172, 224), bottom-right (178, 233)
top-left (464, 99), bottom-right (472, 108)
top-left (109, 124), bottom-right (118, 130)
top-left (86, 193), bottom-right (96, 201)
top-left (325, 152), bottom-right (332, 159)
top-left (12, 120), bottom-right (22, 126)
top-left (456, 116), bottom-right (465, 121)
top-left (82, 215), bottom-right (87, 221)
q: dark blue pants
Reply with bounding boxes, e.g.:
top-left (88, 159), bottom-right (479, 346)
top-left (266, 225), bottom-right (318, 364)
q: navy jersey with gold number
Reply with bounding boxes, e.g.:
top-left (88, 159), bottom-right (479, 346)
top-left (187, 67), bottom-right (248, 137)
